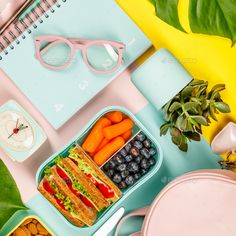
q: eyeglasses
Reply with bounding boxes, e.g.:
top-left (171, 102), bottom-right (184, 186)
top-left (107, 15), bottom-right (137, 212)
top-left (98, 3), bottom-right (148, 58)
top-left (34, 35), bottom-right (125, 74)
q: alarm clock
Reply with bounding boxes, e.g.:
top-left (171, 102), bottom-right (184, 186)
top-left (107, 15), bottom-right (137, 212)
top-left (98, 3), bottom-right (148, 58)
top-left (0, 100), bottom-right (47, 162)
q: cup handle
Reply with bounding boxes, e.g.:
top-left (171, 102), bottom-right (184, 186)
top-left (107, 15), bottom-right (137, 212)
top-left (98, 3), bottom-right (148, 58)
top-left (114, 206), bottom-right (149, 236)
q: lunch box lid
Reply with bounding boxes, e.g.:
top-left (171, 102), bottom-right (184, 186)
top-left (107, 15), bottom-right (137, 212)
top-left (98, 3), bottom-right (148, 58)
top-left (141, 169), bottom-right (236, 236)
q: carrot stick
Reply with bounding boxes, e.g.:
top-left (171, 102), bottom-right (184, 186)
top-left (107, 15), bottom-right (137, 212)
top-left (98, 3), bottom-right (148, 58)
top-left (121, 129), bottom-right (132, 141)
top-left (82, 117), bottom-right (112, 153)
top-left (103, 119), bottom-right (134, 140)
top-left (89, 138), bottom-right (109, 157)
top-left (94, 137), bottom-right (125, 166)
top-left (105, 111), bottom-right (123, 123)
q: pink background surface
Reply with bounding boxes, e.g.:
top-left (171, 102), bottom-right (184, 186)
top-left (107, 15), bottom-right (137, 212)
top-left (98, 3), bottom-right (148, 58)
top-left (0, 65), bottom-right (148, 202)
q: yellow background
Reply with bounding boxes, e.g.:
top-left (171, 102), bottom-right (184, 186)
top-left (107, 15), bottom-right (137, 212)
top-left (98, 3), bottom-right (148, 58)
top-left (117, 0), bottom-right (236, 146)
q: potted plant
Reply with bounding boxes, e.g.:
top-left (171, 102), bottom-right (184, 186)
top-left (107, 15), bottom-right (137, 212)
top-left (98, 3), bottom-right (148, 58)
top-left (160, 80), bottom-right (230, 151)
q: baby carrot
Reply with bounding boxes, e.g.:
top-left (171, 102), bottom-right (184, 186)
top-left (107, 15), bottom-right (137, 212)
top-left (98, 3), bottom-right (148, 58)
top-left (82, 117), bottom-right (112, 153)
top-left (103, 118), bottom-right (134, 140)
top-left (121, 129), bottom-right (132, 141)
top-left (89, 138), bottom-right (109, 157)
top-left (105, 111), bottom-right (123, 123)
top-left (94, 137), bottom-right (125, 166)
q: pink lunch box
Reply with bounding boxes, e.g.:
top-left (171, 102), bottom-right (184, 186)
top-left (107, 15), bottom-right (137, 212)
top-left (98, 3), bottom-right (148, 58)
top-left (115, 169), bottom-right (236, 236)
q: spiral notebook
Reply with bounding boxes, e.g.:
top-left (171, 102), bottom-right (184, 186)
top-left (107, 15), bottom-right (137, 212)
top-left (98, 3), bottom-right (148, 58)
top-left (0, 0), bottom-right (151, 129)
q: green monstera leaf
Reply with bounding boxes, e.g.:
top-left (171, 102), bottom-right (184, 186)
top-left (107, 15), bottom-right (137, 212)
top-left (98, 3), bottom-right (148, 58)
top-left (0, 159), bottom-right (27, 229)
top-left (151, 0), bottom-right (236, 45)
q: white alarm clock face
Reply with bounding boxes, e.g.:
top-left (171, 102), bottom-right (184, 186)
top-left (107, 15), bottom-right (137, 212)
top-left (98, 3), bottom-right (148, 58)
top-left (0, 111), bottom-right (35, 151)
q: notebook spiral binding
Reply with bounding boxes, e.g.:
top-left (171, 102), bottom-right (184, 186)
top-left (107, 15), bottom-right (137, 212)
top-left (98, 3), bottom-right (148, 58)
top-left (0, 0), bottom-right (67, 61)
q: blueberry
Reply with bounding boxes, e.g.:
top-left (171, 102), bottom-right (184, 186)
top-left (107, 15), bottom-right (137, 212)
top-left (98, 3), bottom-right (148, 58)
top-left (124, 143), bottom-right (132, 153)
top-left (134, 173), bottom-right (141, 180)
top-left (103, 162), bottom-right (110, 171)
top-left (140, 148), bottom-right (151, 159)
top-left (106, 169), bottom-right (115, 178)
top-left (133, 141), bottom-right (143, 150)
top-left (125, 175), bottom-right (135, 186)
top-left (140, 168), bottom-right (148, 176)
top-left (130, 147), bottom-right (140, 157)
top-left (143, 139), bottom-right (151, 149)
top-left (135, 133), bottom-right (146, 142)
top-left (135, 155), bottom-right (143, 164)
top-left (113, 173), bottom-right (122, 183)
top-left (109, 160), bottom-right (116, 169)
top-left (118, 181), bottom-right (127, 189)
top-left (149, 157), bottom-right (156, 166)
top-left (120, 148), bottom-right (128, 157)
top-left (140, 158), bottom-right (150, 170)
top-left (149, 147), bottom-right (157, 156)
top-left (116, 163), bottom-right (127, 172)
top-left (121, 170), bottom-right (129, 179)
top-left (114, 154), bottom-right (124, 164)
top-left (124, 155), bottom-right (133, 163)
top-left (128, 162), bottom-right (139, 173)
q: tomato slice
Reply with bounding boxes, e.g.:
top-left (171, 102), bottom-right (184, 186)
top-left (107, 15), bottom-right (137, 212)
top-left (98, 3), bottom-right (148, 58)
top-left (56, 166), bottom-right (69, 180)
top-left (80, 195), bottom-right (94, 208)
top-left (69, 158), bottom-right (78, 165)
top-left (86, 174), bottom-right (99, 186)
top-left (55, 197), bottom-right (66, 210)
top-left (98, 183), bottom-right (114, 198)
top-left (43, 180), bottom-right (55, 195)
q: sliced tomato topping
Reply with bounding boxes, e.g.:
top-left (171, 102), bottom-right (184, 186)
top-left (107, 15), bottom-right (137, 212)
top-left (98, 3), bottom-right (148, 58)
top-left (56, 166), bottom-right (69, 180)
top-left (98, 183), bottom-right (114, 198)
top-left (55, 197), bottom-right (66, 210)
top-left (80, 195), bottom-right (94, 208)
top-left (43, 180), bottom-right (55, 195)
top-left (71, 188), bottom-right (81, 197)
top-left (69, 158), bottom-right (78, 165)
top-left (86, 174), bottom-right (99, 186)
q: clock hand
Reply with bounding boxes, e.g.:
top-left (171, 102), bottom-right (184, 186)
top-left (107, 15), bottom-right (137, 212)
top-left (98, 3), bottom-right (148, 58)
top-left (15, 118), bottom-right (19, 129)
top-left (8, 124), bottom-right (24, 139)
top-left (18, 125), bottom-right (28, 131)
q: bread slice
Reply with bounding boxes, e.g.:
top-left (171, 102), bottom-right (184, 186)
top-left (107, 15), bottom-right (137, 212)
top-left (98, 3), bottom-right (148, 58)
top-left (72, 146), bottom-right (122, 200)
top-left (38, 178), bottom-right (84, 227)
top-left (60, 158), bottom-right (109, 211)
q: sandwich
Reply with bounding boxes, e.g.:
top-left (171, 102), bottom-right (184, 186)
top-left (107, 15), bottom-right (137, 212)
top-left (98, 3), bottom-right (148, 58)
top-left (68, 146), bottom-right (122, 202)
top-left (38, 146), bottom-right (122, 227)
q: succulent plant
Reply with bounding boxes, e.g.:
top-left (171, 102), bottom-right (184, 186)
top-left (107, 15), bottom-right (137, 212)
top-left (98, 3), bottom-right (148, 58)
top-left (160, 80), bottom-right (231, 152)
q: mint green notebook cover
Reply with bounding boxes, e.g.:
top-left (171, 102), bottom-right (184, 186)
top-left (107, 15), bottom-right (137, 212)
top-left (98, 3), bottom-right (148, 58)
top-left (0, 0), bottom-right (151, 129)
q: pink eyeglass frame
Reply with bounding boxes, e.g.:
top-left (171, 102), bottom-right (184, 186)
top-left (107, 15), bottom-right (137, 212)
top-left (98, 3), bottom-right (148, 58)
top-left (34, 35), bottom-right (125, 74)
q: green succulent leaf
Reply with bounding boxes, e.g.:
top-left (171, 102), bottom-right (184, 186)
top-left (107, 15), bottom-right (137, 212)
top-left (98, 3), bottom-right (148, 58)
top-left (154, 0), bottom-right (186, 32)
top-left (184, 132), bottom-right (201, 141)
top-left (183, 102), bottom-right (199, 111)
top-left (152, 0), bottom-right (236, 45)
top-left (214, 102), bottom-right (231, 113)
top-left (209, 105), bottom-right (218, 121)
top-left (191, 115), bottom-right (209, 126)
top-left (160, 123), bottom-right (172, 136)
top-left (181, 86), bottom-right (195, 99)
top-left (176, 115), bottom-right (188, 131)
top-left (162, 99), bottom-right (172, 114)
top-left (169, 101), bottom-right (182, 112)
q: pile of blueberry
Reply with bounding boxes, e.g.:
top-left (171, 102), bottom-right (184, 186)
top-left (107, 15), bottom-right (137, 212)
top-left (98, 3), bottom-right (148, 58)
top-left (102, 132), bottom-right (157, 190)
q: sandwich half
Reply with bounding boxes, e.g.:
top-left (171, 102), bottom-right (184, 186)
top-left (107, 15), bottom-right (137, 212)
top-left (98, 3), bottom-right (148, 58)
top-left (38, 166), bottom-right (97, 227)
top-left (68, 146), bottom-right (122, 202)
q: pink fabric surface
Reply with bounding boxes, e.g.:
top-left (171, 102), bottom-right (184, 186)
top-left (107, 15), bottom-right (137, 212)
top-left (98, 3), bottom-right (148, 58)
top-left (0, 66), bottom-right (148, 202)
